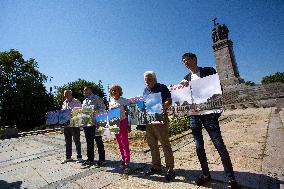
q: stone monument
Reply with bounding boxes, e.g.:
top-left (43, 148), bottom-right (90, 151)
top-left (212, 18), bottom-right (241, 87)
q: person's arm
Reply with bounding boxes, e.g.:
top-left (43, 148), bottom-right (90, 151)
top-left (162, 85), bottom-right (172, 111)
top-left (180, 74), bottom-right (190, 86)
top-left (163, 98), bottom-right (172, 110)
top-left (124, 105), bottom-right (129, 117)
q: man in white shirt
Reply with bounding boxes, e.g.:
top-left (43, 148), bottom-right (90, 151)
top-left (180, 52), bottom-right (239, 189)
top-left (61, 90), bottom-right (83, 164)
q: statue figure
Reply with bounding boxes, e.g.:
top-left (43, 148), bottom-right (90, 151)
top-left (222, 24), bottom-right (229, 39)
top-left (211, 19), bottom-right (229, 43)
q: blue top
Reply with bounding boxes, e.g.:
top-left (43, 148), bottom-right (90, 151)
top-left (82, 94), bottom-right (106, 112)
top-left (143, 83), bottom-right (171, 103)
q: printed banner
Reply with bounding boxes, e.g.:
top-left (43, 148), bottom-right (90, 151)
top-left (46, 111), bottom-right (59, 125)
top-left (127, 94), bottom-right (164, 126)
top-left (69, 106), bottom-right (94, 127)
top-left (168, 73), bottom-right (224, 116)
top-left (58, 109), bottom-right (72, 125)
top-left (95, 108), bottom-right (120, 136)
top-left (190, 73), bottom-right (223, 114)
top-left (128, 97), bottom-right (145, 126)
top-left (169, 85), bottom-right (192, 106)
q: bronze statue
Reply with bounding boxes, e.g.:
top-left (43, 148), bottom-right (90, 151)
top-left (211, 18), bottom-right (229, 43)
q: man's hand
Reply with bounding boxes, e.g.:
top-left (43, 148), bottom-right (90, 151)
top-left (180, 79), bottom-right (189, 86)
top-left (162, 99), bottom-right (172, 113)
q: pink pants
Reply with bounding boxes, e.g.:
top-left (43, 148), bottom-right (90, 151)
top-left (115, 118), bottom-right (130, 162)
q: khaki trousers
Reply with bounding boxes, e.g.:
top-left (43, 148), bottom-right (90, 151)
top-left (146, 118), bottom-right (174, 170)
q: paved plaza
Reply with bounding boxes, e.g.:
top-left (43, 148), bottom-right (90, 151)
top-left (0, 108), bottom-right (283, 189)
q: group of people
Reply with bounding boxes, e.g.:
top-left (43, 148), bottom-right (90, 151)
top-left (60, 52), bottom-right (239, 189)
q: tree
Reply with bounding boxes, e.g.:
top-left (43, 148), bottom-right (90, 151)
top-left (0, 49), bottom-right (56, 131)
top-left (244, 81), bottom-right (256, 86)
top-left (261, 72), bottom-right (284, 85)
top-left (55, 79), bottom-right (108, 108)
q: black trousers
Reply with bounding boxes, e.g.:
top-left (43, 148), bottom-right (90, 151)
top-left (83, 126), bottom-right (105, 162)
top-left (64, 127), bottom-right (82, 159)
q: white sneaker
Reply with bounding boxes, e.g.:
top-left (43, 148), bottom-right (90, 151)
top-left (76, 158), bottom-right (83, 163)
top-left (61, 158), bottom-right (73, 164)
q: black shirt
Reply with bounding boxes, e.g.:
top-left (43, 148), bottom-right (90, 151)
top-left (143, 83), bottom-right (171, 103)
top-left (184, 67), bottom-right (216, 81)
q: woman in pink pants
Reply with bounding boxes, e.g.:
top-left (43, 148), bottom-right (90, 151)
top-left (109, 84), bottom-right (130, 172)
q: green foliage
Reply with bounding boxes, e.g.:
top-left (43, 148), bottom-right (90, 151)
top-left (0, 49), bottom-right (56, 131)
top-left (55, 79), bottom-right (108, 108)
top-left (169, 116), bottom-right (189, 136)
top-left (244, 81), bottom-right (256, 86)
top-left (261, 72), bottom-right (284, 85)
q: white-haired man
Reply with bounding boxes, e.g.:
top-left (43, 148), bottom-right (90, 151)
top-left (143, 71), bottom-right (175, 181)
top-left (61, 90), bottom-right (83, 164)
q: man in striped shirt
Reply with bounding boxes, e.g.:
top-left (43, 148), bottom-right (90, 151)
top-left (61, 90), bottom-right (83, 164)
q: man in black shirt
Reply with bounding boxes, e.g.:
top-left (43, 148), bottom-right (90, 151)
top-left (143, 71), bottom-right (175, 181)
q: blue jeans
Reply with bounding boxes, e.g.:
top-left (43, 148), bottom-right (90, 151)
top-left (188, 114), bottom-right (235, 181)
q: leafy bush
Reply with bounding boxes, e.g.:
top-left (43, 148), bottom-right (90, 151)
top-left (169, 116), bottom-right (190, 136)
top-left (261, 72), bottom-right (284, 85)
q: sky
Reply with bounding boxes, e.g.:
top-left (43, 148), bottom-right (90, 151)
top-left (1, 0), bottom-right (283, 99)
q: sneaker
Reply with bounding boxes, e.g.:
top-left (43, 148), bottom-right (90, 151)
top-left (61, 158), bottom-right (73, 164)
top-left (229, 180), bottom-right (240, 189)
top-left (96, 160), bottom-right (106, 167)
top-left (144, 167), bottom-right (161, 176)
top-left (81, 160), bottom-right (93, 168)
top-left (195, 175), bottom-right (212, 186)
top-left (76, 158), bottom-right (84, 163)
top-left (165, 170), bottom-right (175, 181)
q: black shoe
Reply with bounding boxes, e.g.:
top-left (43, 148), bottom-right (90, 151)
top-left (96, 160), bottom-right (106, 167)
top-left (144, 167), bottom-right (161, 176)
top-left (123, 166), bottom-right (130, 174)
top-left (229, 180), bottom-right (239, 189)
top-left (165, 170), bottom-right (175, 181)
top-left (81, 160), bottom-right (93, 168)
top-left (195, 175), bottom-right (212, 186)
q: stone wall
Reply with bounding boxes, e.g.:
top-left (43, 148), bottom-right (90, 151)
top-left (223, 82), bottom-right (284, 109)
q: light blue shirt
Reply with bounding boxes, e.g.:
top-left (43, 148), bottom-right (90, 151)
top-left (82, 94), bottom-right (106, 112)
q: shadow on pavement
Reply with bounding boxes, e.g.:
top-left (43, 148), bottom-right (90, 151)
top-left (105, 161), bottom-right (283, 189)
top-left (0, 180), bottom-right (23, 189)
